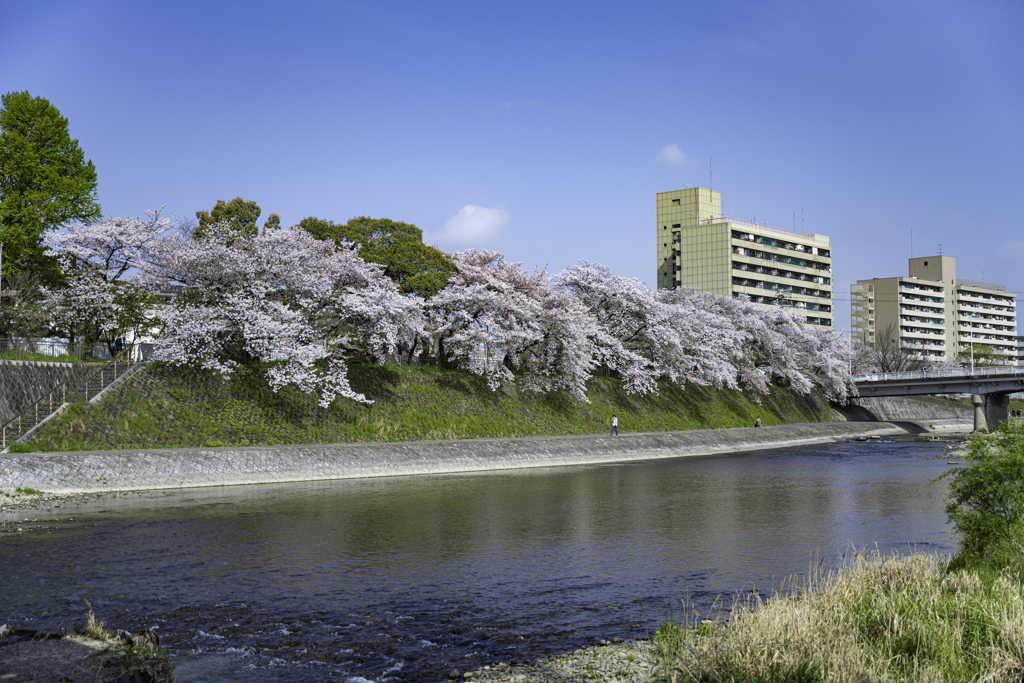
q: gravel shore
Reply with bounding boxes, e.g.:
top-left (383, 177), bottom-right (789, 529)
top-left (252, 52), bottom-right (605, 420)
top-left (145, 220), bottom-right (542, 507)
top-left (457, 640), bottom-right (657, 683)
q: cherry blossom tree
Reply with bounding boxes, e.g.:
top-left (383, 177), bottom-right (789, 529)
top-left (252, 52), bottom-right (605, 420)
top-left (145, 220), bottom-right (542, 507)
top-left (427, 256), bottom-right (855, 403)
top-left (517, 285), bottom-right (607, 401)
top-left (801, 324), bottom-right (858, 402)
top-left (150, 223), bottom-right (421, 406)
top-left (426, 250), bottom-right (610, 400)
top-left (41, 208), bottom-right (174, 352)
top-left (555, 262), bottom-right (751, 395)
top-left (426, 249), bottom-right (546, 389)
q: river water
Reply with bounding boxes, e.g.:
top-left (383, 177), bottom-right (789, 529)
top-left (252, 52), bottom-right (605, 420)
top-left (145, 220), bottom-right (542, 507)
top-left (0, 438), bottom-right (956, 681)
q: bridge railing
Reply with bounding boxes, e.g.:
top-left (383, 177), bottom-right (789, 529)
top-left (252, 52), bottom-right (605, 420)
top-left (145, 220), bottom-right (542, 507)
top-left (854, 366), bottom-right (1024, 384)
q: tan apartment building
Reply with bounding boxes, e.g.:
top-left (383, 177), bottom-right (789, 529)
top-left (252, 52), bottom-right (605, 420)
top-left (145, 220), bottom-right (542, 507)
top-left (656, 187), bottom-right (834, 326)
top-left (850, 255), bottom-right (1017, 364)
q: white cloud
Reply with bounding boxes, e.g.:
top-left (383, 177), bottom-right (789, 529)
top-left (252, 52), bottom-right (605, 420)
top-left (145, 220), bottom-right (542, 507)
top-left (656, 143), bottom-right (688, 167)
top-left (437, 205), bottom-right (510, 247)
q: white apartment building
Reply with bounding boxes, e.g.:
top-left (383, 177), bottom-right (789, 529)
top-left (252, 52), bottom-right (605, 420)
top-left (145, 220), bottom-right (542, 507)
top-left (851, 255), bottom-right (1017, 364)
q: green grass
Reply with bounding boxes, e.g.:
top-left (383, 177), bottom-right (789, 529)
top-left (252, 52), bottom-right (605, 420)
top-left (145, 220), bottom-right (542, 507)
top-left (14, 486), bottom-right (45, 495)
top-left (0, 348), bottom-right (90, 363)
top-left (14, 362), bottom-right (837, 452)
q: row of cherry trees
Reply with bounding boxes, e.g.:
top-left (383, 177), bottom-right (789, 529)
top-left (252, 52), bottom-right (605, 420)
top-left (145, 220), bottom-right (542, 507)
top-left (41, 210), bottom-right (856, 406)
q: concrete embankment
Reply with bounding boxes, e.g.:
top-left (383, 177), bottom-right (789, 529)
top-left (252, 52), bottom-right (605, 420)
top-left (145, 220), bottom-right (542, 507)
top-left (840, 395), bottom-right (973, 423)
top-left (0, 360), bottom-right (99, 424)
top-left (0, 422), bottom-right (922, 495)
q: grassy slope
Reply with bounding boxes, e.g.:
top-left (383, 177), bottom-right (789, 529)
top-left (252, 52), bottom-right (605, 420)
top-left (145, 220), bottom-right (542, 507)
top-left (17, 363), bottom-right (836, 452)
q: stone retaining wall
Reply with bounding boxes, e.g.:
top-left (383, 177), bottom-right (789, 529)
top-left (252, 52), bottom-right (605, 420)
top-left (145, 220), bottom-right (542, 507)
top-left (838, 395), bottom-right (973, 422)
top-left (0, 361), bottom-right (99, 424)
top-left (0, 422), bottom-right (917, 494)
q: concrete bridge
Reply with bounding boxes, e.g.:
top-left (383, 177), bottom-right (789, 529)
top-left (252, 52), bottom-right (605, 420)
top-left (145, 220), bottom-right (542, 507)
top-left (854, 366), bottom-right (1024, 432)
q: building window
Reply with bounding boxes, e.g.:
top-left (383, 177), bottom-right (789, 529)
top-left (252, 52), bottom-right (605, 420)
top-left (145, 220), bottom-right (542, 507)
top-left (672, 198), bottom-right (680, 205)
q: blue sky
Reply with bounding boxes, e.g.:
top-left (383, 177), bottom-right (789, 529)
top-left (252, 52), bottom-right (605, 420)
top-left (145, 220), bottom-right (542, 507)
top-left (3, 0), bottom-right (1022, 332)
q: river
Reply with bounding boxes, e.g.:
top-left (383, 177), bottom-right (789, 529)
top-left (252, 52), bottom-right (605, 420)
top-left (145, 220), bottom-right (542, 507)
top-left (0, 437), bottom-right (956, 681)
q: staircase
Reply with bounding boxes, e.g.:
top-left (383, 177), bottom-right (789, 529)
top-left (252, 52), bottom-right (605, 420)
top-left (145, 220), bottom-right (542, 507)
top-left (1, 347), bottom-right (145, 449)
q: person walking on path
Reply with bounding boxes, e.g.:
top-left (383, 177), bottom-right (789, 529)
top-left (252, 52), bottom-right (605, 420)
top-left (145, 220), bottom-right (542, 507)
top-left (754, 417), bottom-right (761, 428)
top-left (611, 415), bottom-right (618, 436)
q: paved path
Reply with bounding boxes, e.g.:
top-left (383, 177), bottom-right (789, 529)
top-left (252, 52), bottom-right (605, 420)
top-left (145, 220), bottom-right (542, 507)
top-left (0, 421), bottom-right (948, 495)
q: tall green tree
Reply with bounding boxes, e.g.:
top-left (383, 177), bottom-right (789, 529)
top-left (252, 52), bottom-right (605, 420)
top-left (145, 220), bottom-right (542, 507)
top-left (0, 91), bottom-right (101, 284)
top-left (298, 216), bottom-right (455, 298)
top-left (194, 196), bottom-right (261, 238)
top-left (957, 343), bottom-right (998, 367)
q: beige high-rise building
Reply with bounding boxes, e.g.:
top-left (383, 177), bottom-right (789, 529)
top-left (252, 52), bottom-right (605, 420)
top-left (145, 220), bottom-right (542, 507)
top-left (850, 256), bottom-right (1017, 364)
top-left (656, 187), bottom-right (834, 326)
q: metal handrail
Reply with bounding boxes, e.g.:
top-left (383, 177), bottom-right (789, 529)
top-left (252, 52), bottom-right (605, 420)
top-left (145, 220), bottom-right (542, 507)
top-left (854, 366), bottom-right (1024, 384)
top-left (956, 278), bottom-right (1008, 293)
top-left (702, 216), bottom-right (831, 244)
top-left (1, 346), bottom-right (143, 448)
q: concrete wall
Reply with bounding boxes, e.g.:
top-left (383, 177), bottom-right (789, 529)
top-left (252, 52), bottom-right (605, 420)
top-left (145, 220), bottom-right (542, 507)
top-left (838, 395), bottom-right (972, 422)
top-left (0, 421), bottom-right (910, 495)
top-left (0, 361), bottom-right (99, 424)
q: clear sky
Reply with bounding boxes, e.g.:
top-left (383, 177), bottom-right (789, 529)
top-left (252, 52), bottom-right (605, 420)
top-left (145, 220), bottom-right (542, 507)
top-left (3, 0), bottom-right (1022, 333)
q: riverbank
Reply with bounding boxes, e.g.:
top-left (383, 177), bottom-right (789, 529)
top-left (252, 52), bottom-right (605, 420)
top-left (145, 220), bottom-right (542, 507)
top-left (0, 421), bottom-right (933, 499)
top-left (0, 621), bottom-right (174, 682)
top-left (458, 639), bottom-right (656, 682)
top-left (8, 362), bottom-right (841, 452)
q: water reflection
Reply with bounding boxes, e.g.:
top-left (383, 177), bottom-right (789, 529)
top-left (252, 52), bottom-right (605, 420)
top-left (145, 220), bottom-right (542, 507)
top-left (0, 439), bottom-right (955, 681)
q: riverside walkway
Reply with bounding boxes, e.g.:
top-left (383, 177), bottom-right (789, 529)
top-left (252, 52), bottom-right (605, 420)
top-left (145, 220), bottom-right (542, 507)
top-left (0, 422), bottom-right (927, 495)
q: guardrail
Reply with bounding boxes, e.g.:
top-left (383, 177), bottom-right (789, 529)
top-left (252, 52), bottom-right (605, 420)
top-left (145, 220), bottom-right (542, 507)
top-left (1, 346), bottom-right (144, 448)
top-left (956, 278), bottom-right (1008, 292)
top-left (703, 217), bottom-right (831, 244)
top-left (854, 366), bottom-right (1024, 384)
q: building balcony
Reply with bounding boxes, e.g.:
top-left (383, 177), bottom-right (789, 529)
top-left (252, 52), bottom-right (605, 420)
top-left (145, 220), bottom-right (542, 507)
top-left (900, 328), bottom-right (946, 340)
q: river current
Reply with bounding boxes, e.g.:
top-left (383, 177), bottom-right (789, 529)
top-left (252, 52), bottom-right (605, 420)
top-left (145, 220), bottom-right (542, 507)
top-left (0, 438), bottom-right (955, 681)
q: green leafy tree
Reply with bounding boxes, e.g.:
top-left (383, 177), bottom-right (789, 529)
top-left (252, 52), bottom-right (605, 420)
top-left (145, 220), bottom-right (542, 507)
top-left (938, 422), bottom-right (1024, 556)
top-left (194, 197), bottom-right (261, 238)
top-left (957, 343), bottom-right (998, 367)
top-left (298, 216), bottom-right (455, 298)
top-left (263, 212), bottom-right (281, 232)
top-left (0, 91), bottom-right (101, 284)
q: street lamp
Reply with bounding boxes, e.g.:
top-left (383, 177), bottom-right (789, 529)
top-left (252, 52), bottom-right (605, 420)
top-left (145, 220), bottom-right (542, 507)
top-left (966, 311), bottom-right (982, 374)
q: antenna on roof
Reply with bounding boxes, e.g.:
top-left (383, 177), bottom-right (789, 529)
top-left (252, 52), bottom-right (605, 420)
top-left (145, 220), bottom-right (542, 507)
top-left (938, 243), bottom-right (943, 255)
top-left (709, 157), bottom-right (712, 193)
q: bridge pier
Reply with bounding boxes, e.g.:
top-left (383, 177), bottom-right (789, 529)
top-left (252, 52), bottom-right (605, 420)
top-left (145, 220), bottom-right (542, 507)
top-left (972, 394), bottom-right (1009, 432)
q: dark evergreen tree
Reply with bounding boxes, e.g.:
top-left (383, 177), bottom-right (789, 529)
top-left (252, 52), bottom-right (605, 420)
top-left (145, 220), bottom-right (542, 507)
top-left (0, 91), bottom-right (101, 285)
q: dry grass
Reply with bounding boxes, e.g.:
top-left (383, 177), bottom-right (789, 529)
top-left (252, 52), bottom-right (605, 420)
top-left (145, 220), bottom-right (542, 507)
top-left (655, 550), bottom-right (1024, 683)
top-left (81, 600), bottom-right (108, 641)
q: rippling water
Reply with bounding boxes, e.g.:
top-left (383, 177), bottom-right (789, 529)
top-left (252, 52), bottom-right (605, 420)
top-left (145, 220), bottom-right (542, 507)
top-left (0, 438), bottom-right (955, 681)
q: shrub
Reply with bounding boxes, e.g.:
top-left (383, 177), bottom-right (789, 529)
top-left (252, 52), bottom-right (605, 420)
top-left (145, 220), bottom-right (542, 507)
top-left (937, 421), bottom-right (1024, 557)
